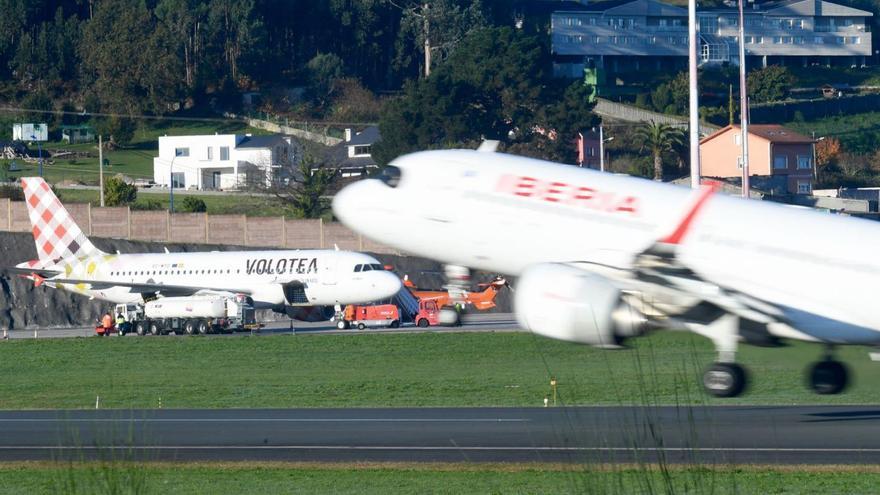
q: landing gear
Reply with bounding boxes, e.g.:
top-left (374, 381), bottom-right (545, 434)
top-left (703, 362), bottom-right (748, 398)
top-left (693, 314), bottom-right (749, 398)
top-left (807, 356), bottom-right (849, 395)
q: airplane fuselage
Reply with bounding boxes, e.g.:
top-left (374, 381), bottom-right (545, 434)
top-left (333, 150), bottom-right (880, 345)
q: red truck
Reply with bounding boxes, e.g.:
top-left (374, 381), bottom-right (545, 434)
top-left (338, 299), bottom-right (441, 330)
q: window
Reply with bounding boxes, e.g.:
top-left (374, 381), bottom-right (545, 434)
top-left (849, 36), bottom-right (860, 44)
top-left (734, 134), bottom-right (741, 145)
top-left (737, 156), bottom-right (743, 169)
top-left (171, 172), bottom-right (185, 188)
top-left (773, 156), bottom-right (788, 169)
top-left (220, 146), bottom-right (230, 160)
top-left (797, 155), bottom-right (812, 169)
top-left (797, 182), bottom-right (812, 194)
top-left (174, 147), bottom-right (189, 157)
top-left (814, 36), bottom-right (825, 44)
top-left (794, 36), bottom-right (805, 44)
top-left (773, 37), bottom-right (783, 44)
top-left (836, 36), bottom-right (845, 44)
top-left (206, 147), bottom-right (213, 160)
top-left (354, 264), bottom-right (362, 272)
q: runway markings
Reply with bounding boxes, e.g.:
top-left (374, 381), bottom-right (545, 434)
top-left (0, 418), bottom-right (530, 423)
top-left (0, 446), bottom-right (878, 453)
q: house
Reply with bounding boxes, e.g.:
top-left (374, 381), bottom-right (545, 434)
top-left (577, 129), bottom-right (602, 169)
top-left (700, 124), bottom-right (815, 195)
top-left (12, 123), bottom-right (47, 142)
top-left (152, 134), bottom-right (296, 190)
top-left (60, 125), bottom-right (96, 144)
top-left (551, 0), bottom-right (873, 76)
top-left (324, 126), bottom-right (382, 178)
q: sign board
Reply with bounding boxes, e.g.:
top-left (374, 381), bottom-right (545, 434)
top-left (12, 123), bottom-right (48, 142)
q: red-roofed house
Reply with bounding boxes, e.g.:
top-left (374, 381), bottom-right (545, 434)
top-left (700, 124), bottom-right (815, 195)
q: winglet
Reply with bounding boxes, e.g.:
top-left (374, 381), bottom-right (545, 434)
top-left (659, 181), bottom-right (719, 245)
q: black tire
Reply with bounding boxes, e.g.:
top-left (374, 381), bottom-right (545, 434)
top-left (702, 362), bottom-right (748, 398)
top-left (357, 322), bottom-right (366, 330)
top-left (808, 360), bottom-right (849, 395)
top-left (148, 320), bottom-right (160, 336)
top-left (183, 319), bottom-right (196, 335)
top-left (135, 321), bottom-right (147, 336)
top-left (336, 320), bottom-right (348, 330)
top-left (390, 320), bottom-right (400, 329)
top-left (197, 319), bottom-right (210, 335)
top-left (417, 318), bottom-right (429, 328)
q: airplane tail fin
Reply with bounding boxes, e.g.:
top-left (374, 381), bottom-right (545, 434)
top-left (21, 177), bottom-right (103, 263)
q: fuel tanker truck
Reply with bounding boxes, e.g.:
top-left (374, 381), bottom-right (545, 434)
top-left (114, 294), bottom-right (257, 336)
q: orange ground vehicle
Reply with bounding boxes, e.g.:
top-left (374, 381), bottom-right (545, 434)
top-left (341, 304), bottom-right (401, 330)
top-left (403, 276), bottom-right (507, 311)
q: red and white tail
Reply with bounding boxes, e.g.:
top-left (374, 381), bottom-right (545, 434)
top-left (21, 177), bottom-right (103, 263)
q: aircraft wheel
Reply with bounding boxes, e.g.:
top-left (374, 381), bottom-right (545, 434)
top-left (183, 319), bottom-right (196, 335)
top-left (702, 362), bottom-right (748, 398)
top-left (197, 319), bottom-right (210, 335)
top-left (135, 321), bottom-right (147, 336)
top-left (808, 360), bottom-right (849, 395)
top-left (357, 323), bottom-right (366, 331)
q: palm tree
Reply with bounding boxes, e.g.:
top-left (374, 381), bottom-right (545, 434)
top-left (635, 121), bottom-right (685, 181)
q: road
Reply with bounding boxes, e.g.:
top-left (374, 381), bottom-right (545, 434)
top-left (3, 313), bottom-right (522, 339)
top-left (0, 406), bottom-right (878, 464)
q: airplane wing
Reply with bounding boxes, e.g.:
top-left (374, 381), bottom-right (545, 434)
top-left (1, 267), bottom-right (62, 279)
top-left (609, 184), bottom-right (788, 343)
top-left (41, 277), bottom-right (253, 297)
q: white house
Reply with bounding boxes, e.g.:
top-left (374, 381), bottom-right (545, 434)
top-left (153, 134), bottom-right (296, 190)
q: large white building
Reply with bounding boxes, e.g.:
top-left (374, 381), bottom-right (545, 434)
top-left (153, 134), bottom-right (296, 190)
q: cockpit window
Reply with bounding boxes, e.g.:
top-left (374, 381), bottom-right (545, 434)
top-left (362, 264), bottom-right (373, 271)
top-left (378, 166), bottom-right (401, 188)
top-left (371, 264), bottom-right (384, 270)
top-left (354, 264), bottom-right (362, 272)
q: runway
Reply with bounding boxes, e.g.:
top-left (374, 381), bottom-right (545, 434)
top-left (4, 313), bottom-right (522, 339)
top-left (1, 406), bottom-right (879, 464)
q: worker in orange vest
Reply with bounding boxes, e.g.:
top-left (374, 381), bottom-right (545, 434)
top-left (101, 312), bottom-right (114, 335)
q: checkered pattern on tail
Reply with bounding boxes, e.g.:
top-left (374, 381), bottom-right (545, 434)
top-left (21, 177), bottom-right (103, 263)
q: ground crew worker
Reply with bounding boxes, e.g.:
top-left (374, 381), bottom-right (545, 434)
top-left (115, 312), bottom-right (126, 335)
top-left (101, 312), bottom-right (113, 336)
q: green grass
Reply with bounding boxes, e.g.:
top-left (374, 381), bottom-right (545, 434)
top-left (786, 66), bottom-right (880, 88)
top-left (0, 332), bottom-right (877, 409)
top-left (0, 462), bottom-right (878, 494)
top-left (785, 111), bottom-right (880, 154)
top-left (56, 188), bottom-right (292, 217)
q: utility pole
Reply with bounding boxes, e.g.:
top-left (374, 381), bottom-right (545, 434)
top-left (599, 125), bottom-right (605, 172)
top-left (688, 0), bottom-right (701, 188)
top-left (423, 2), bottom-right (431, 78)
top-left (98, 135), bottom-right (105, 207)
top-left (738, 0), bottom-right (750, 198)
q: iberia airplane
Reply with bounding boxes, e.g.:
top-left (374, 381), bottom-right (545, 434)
top-left (333, 147), bottom-right (880, 398)
top-left (7, 178), bottom-right (401, 318)
top-left (404, 275), bottom-right (508, 311)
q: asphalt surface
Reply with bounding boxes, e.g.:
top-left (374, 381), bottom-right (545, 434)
top-left (0, 406), bottom-right (878, 464)
top-left (3, 313), bottom-right (522, 339)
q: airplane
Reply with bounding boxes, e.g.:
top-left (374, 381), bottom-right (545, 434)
top-left (7, 177), bottom-right (401, 320)
top-left (333, 147), bottom-right (880, 398)
top-left (403, 275), bottom-right (508, 311)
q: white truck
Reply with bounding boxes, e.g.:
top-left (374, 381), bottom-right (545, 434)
top-left (115, 294), bottom-right (258, 336)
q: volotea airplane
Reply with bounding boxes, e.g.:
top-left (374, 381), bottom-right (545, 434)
top-left (9, 178), bottom-right (401, 319)
top-left (333, 147), bottom-right (880, 397)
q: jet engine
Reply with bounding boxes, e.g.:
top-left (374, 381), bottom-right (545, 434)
top-left (514, 263), bottom-right (646, 348)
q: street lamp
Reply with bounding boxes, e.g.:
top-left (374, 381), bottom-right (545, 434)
top-left (599, 124), bottom-right (614, 172)
top-left (30, 133), bottom-right (43, 177)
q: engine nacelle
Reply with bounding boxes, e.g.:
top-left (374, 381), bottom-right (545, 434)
top-left (514, 263), bottom-right (646, 348)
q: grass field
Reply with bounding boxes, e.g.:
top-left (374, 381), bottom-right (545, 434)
top-left (785, 111), bottom-right (880, 155)
top-left (0, 332), bottom-right (877, 409)
top-left (0, 462), bottom-right (878, 494)
top-left (56, 188), bottom-right (291, 217)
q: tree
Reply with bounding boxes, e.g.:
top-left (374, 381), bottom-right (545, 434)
top-left (268, 158), bottom-right (337, 218)
top-left (104, 176), bottom-right (137, 206)
top-left (181, 196), bottom-right (207, 212)
top-left (635, 121), bottom-right (684, 181)
top-left (747, 65), bottom-right (795, 103)
top-left (816, 137), bottom-right (841, 168)
top-left (306, 53), bottom-right (346, 108)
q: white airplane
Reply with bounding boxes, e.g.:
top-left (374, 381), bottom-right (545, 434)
top-left (333, 147), bottom-right (880, 397)
top-left (8, 177), bottom-right (401, 319)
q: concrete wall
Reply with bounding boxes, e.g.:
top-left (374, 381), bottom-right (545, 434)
top-left (0, 199), bottom-right (398, 253)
